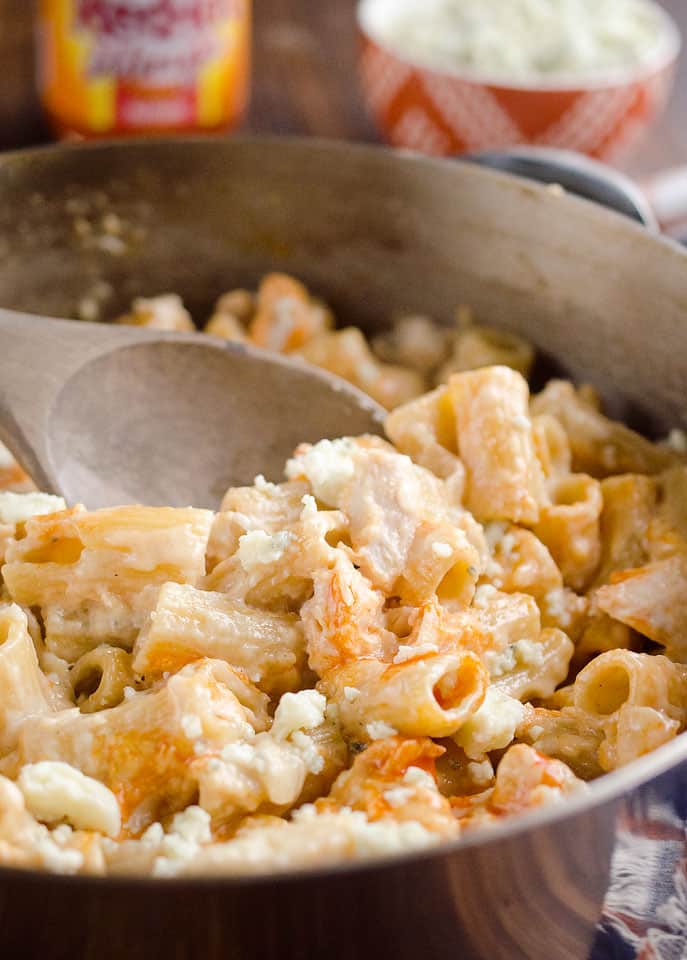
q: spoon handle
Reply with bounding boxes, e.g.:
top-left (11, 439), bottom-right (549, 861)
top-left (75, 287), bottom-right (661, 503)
top-left (0, 309), bottom-right (168, 492)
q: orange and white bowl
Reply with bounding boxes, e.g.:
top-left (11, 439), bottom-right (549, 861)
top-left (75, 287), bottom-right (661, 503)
top-left (357, 0), bottom-right (681, 161)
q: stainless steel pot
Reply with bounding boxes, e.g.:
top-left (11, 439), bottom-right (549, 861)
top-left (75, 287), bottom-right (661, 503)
top-left (1, 138), bottom-right (687, 960)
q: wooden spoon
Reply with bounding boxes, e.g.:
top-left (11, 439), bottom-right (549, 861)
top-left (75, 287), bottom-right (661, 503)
top-left (0, 309), bottom-right (385, 509)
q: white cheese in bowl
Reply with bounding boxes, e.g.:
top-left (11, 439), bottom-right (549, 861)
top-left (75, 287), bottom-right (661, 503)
top-left (360, 0), bottom-right (667, 82)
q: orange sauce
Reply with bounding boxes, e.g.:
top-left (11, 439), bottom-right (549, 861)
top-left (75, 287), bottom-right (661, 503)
top-left (36, 0), bottom-right (251, 138)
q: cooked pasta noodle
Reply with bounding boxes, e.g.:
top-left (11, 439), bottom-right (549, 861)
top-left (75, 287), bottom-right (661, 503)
top-left (0, 273), bottom-right (684, 876)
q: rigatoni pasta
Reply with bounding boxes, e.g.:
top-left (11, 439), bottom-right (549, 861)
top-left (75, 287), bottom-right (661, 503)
top-left (0, 604), bottom-right (52, 755)
top-left (1, 274), bottom-right (686, 877)
top-left (448, 366), bottom-right (548, 524)
top-left (2, 505), bottom-right (213, 660)
top-left (132, 582), bottom-right (306, 696)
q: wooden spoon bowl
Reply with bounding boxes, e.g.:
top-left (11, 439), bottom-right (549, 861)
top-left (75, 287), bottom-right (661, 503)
top-left (0, 310), bottom-right (385, 508)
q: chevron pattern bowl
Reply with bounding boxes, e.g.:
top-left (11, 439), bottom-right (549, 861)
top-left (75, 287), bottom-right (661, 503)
top-left (358, 3), bottom-right (681, 161)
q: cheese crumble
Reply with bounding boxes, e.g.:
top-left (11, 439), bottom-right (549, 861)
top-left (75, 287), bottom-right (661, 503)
top-left (366, 721), bottom-right (398, 740)
top-left (285, 438), bottom-right (358, 506)
top-left (454, 689), bottom-right (527, 760)
top-left (271, 690), bottom-right (327, 740)
top-left (393, 642), bottom-right (440, 664)
top-left (361, 0), bottom-right (666, 82)
top-left (237, 530), bottom-right (293, 571)
top-left (18, 761), bottom-right (121, 838)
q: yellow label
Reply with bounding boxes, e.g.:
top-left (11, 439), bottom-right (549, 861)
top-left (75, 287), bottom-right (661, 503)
top-left (37, 0), bottom-right (251, 135)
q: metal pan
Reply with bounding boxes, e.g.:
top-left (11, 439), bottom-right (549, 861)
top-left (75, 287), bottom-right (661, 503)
top-left (1, 137), bottom-right (687, 960)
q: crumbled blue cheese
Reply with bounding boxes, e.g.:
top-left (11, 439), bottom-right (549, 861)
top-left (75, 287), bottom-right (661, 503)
top-left (467, 758), bottom-right (495, 787)
top-left (366, 721), bottom-right (398, 740)
top-left (393, 642), bottom-right (439, 664)
top-left (237, 530), bottom-right (293, 571)
top-left (290, 731), bottom-right (325, 775)
top-left (473, 584), bottom-right (499, 609)
top-left (169, 806), bottom-right (212, 845)
top-left (285, 438), bottom-right (358, 506)
top-left (484, 645), bottom-right (517, 678)
top-left (402, 766), bottom-right (436, 789)
top-left (213, 735), bottom-right (314, 806)
top-left (499, 533), bottom-right (518, 559)
top-left (361, 0), bottom-right (665, 82)
top-left (220, 741), bottom-right (258, 767)
top-left (484, 522), bottom-right (509, 552)
top-left (253, 474), bottom-right (280, 493)
top-left (486, 637), bottom-right (544, 677)
top-left (300, 493), bottom-right (318, 518)
top-left (431, 541), bottom-right (453, 559)
top-left (154, 808), bottom-right (439, 876)
top-left (141, 822), bottom-right (164, 846)
top-left (346, 814), bottom-right (436, 856)
top-left (271, 690), bottom-right (327, 740)
top-left (0, 492), bottom-right (66, 524)
top-left (514, 638), bottom-right (545, 668)
top-left (129, 294), bottom-right (192, 331)
top-left (384, 786), bottom-right (415, 808)
top-left (454, 689), bottom-right (526, 759)
top-left (35, 833), bottom-right (84, 874)
top-left (290, 807), bottom-right (437, 856)
top-left (152, 807), bottom-right (212, 876)
top-left (542, 588), bottom-right (574, 629)
top-left (343, 686), bottom-right (361, 703)
top-left (50, 823), bottom-right (73, 844)
top-left (181, 714), bottom-right (203, 740)
top-left (18, 761), bottom-right (121, 837)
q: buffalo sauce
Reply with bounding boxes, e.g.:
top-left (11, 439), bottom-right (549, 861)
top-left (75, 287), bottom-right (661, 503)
top-left (36, 0), bottom-right (251, 137)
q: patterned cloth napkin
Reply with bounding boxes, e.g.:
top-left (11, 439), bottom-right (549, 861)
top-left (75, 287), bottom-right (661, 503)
top-left (590, 776), bottom-right (687, 960)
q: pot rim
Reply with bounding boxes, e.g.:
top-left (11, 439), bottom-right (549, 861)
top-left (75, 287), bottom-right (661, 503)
top-left (0, 134), bottom-right (685, 889)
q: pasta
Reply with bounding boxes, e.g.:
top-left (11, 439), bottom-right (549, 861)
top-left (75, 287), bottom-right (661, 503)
top-left (530, 380), bottom-right (682, 478)
top-left (448, 366), bottom-right (548, 524)
top-left (1, 274), bottom-right (686, 878)
top-left (2, 505), bottom-right (213, 660)
top-left (0, 604), bottom-right (52, 755)
top-left (70, 645), bottom-right (136, 714)
top-left (132, 582), bottom-right (306, 696)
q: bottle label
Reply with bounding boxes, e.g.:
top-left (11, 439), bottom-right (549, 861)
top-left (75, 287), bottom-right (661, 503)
top-left (37, 0), bottom-right (251, 134)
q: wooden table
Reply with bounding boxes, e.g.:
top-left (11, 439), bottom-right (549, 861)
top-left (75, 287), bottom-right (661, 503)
top-left (2, 0), bottom-right (687, 179)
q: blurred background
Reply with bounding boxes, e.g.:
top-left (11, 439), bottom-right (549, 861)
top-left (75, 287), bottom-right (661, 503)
top-left (0, 1), bottom-right (684, 180)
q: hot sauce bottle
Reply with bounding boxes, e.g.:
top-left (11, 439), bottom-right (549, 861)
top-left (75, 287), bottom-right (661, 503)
top-left (36, 0), bottom-right (251, 138)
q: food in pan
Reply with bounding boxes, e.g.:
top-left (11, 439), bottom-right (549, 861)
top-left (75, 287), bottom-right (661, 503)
top-left (1, 278), bottom-right (686, 876)
top-left (113, 272), bottom-right (535, 410)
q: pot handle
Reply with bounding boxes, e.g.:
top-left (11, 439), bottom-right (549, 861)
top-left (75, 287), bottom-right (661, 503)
top-left (461, 147), bottom-right (658, 230)
top-left (642, 166), bottom-right (687, 235)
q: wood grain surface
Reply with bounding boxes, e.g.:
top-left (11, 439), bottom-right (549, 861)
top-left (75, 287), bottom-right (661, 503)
top-left (0, 0), bottom-right (685, 175)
